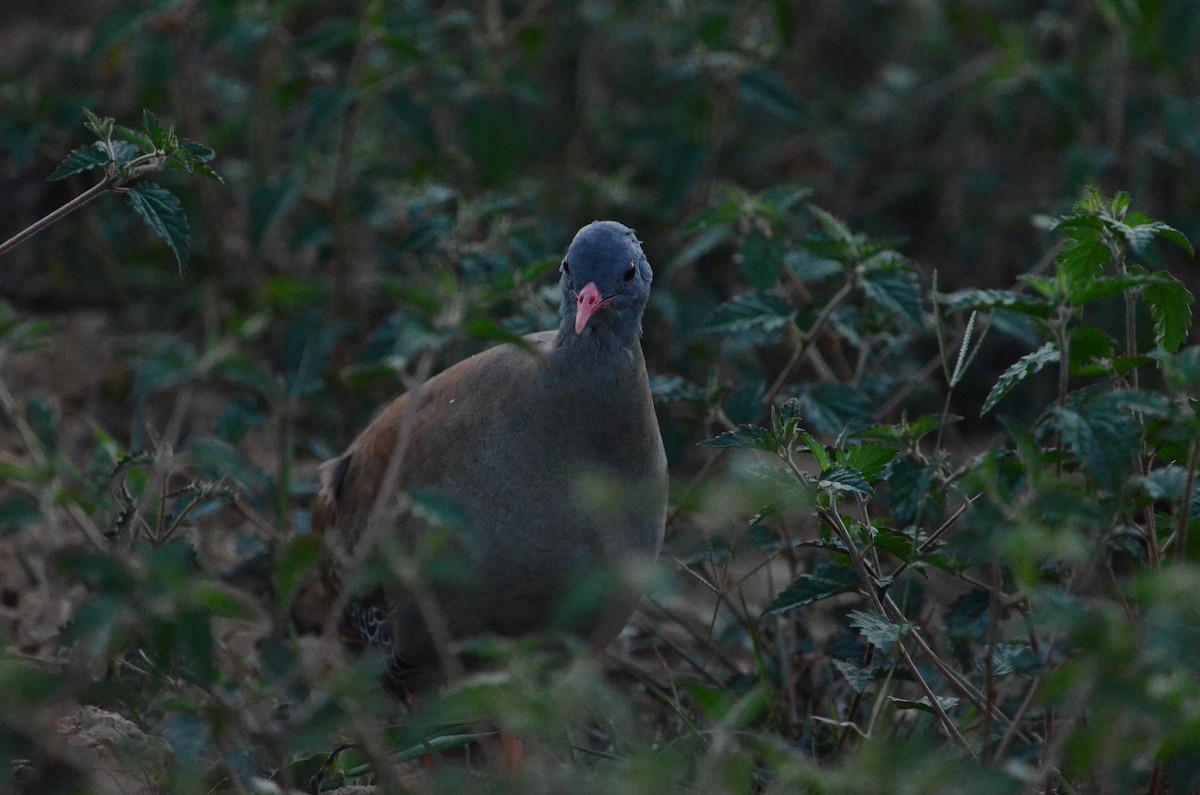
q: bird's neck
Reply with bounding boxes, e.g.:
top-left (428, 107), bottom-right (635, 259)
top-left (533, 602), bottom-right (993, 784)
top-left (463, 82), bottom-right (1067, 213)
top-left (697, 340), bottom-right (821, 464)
top-left (554, 321), bottom-right (643, 364)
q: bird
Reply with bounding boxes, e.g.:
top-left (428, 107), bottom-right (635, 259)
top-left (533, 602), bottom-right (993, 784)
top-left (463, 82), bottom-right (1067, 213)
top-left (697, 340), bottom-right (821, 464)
top-left (304, 220), bottom-right (668, 695)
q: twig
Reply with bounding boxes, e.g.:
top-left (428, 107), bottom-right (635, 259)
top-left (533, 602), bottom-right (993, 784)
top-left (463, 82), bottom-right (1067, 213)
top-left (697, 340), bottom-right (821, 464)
top-left (0, 151), bottom-right (166, 258)
top-left (1175, 438), bottom-right (1198, 562)
top-left (763, 278), bottom-right (855, 407)
top-left (815, 504), bottom-right (973, 753)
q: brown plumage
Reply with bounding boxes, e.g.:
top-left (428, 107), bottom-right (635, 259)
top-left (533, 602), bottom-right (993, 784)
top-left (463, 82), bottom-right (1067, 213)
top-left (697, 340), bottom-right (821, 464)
top-left (305, 221), bottom-right (668, 690)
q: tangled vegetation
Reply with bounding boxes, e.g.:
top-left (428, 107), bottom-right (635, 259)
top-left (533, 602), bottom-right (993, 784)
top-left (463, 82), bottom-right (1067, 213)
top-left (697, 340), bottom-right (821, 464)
top-left (2, 2), bottom-right (1199, 793)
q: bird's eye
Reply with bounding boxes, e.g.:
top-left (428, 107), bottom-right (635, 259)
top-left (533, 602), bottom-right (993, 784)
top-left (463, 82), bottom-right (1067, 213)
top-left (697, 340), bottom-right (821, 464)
top-left (623, 265), bottom-right (636, 283)
top-left (562, 259), bottom-right (571, 275)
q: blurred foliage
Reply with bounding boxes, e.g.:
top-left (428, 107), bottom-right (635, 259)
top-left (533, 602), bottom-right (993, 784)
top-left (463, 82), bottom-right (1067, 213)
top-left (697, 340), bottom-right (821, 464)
top-left (2, 1), bottom-right (1200, 793)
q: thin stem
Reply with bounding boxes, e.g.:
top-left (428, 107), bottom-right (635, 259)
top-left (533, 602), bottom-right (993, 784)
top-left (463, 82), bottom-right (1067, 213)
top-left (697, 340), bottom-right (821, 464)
top-left (0, 150), bottom-right (166, 258)
top-left (1177, 438), bottom-right (1199, 561)
top-left (763, 277), bottom-right (855, 406)
top-left (816, 504), bottom-right (973, 753)
top-left (0, 177), bottom-right (113, 257)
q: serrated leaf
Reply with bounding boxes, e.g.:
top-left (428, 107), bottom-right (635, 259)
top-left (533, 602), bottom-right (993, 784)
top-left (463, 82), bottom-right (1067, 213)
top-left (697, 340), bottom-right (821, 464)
top-left (1145, 223), bottom-right (1194, 256)
top-left (740, 232), bottom-right (785, 289)
top-left (1111, 218), bottom-right (1194, 257)
top-left (82, 107), bottom-right (113, 138)
top-left (807, 205), bottom-right (855, 244)
top-left (1110, 389), bottom-right (1172, 417)
top-left (1134, 466), bottom-right (1189, 502)
top-left (681, 200), bottom-right (739, 234)
top-left (762, 561), bottom-right (859, 615)
top-left (1143, 278), bottom-right (1193, 353)
top-left (143, 109), bottom-right (170, 149)
top-left (832, 659), bottom-right (878, 694)
top-left (873, 527), bottom-right (922, 564)
top-left (890, 695), bottom-right (960, 714)
top-left (125, 182), bottom-right (190, 270)
top-left (109, 139), bottom-right (143, 166)
top-left (649, 373), bottom-right (704, 404)
top-left (671, 225), bottom-right (733, 272)
top-left (848, 609), bottom-right (912, 650)
top-left (1067, 272), bottom-right (1163, 306)
top-left (816, 466), bottom-right (872, 496)
top-left (886, 454), bottom-right (937, 526)
top-left (738, 68), bottom-right (804, 125)
top-left (705, 292), bottom-right (795, 349)
top-left (982, 342), bottom-right (1059, 415)
top-left (274, 534), bottom-right (321, 610)
top-left (1055, 225), bottom-right (1111, 290)
top-left (769, 398), bottom-right (804, 450)
top-left (798, 431), bottom-right (831, 471)
top-left (760, 184), bottom-right (813, 215)
top-left (115, 124), bottom-right (154, 153)
top-left (803, 383), bottom-right (875, 436)
top-left (938, 288), bottom-right (1054, 318)
top-left (48, 142), bottom-right (111, 181)
top-left (860, 261), bottom-right (923, 327)
top-left (837, 443), bottom-right (897, 482)
top-left (862, 414), bottom-right (960, 446)
top-left (195, 582), bottom-right (255, 620)
top-left (1047, 402), bottom-right (1140, 491)
top-left (701, 424), bottom-right (776, 450)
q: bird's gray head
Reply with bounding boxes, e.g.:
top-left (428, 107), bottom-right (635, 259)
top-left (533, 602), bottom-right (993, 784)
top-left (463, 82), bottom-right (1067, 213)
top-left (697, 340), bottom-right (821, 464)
top-left (558, 221), bottom-right (652, 348)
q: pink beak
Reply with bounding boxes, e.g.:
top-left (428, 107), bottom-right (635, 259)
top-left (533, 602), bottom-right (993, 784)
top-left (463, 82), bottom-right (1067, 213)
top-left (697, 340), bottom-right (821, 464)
top-left (574, 282), bottom-right (616, 335)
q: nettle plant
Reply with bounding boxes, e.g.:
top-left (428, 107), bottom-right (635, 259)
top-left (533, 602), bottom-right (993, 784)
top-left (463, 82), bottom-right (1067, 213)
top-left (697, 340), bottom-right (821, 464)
top-left (688, 189), bottom-right (1196, 788)
top-left (0, 108), bottom-right (219, 269)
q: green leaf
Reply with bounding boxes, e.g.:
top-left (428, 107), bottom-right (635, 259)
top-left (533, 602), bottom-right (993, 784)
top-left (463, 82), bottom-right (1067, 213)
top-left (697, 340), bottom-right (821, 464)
top-left (886, 454), bottom-right (937, 526)
top-left (108, 139), bottom-right (143, 166)
top-left (48, 142), bottom-right (110, 181)
top-left (274, 534), bottom-right (321, 611)
top-left (1111, 217), bottom-right (1195, 257)
top-left (982, 342), bottom-right (1060, 415)
top-left (195, 582), bottom-right (255, 620)
top-left (671, 225), bottom-right (733, 271)
top-left (740, 233), bottom-right (785, 289)
top-left (115, 123), bottom-right (154, 153)
top-left (143, 109), bottom-right (170, 149)
top-left (177, 139), bottom-right (223, 183)
top-left (762, 561), bottom-right (859, 615)
top-left (1067, 272), bottom-right (1161, 306)
top-left (701, 424), bottom-right (776, 450)
top-left (1047, 398), bottom-right (1141, 491)
top-left (890, 695), bottom-right (960, 714)
top-left (860, 259), bottom-right (923, 327)
top-left (1134, 466), bottom-right (1189, 502)
top-left (816, 466), bottom-right (872, 497)
top-left (649, 373), bottom-right (704, 404)
top-left (82, 107), bottom-right (113, 138)
top-left (807, 205), bottom-right (855, 245)
top-left (125, 182), bottom-right (190, 270)
top-left (862, 414), bottom-right (961, 446)
top-left (837, 443), bottom-right (898, 483)
top-left (1055, 225), bottom-right (1111, 291)
top-left (681, 200), bottom-right (739, 234)
top-left (738, 68), bottom-right (805, 125)
top-left (831, 659), bottom-right (878, 694)
top-left (1143, 278), bottom-right (1193, 353)
top-left (938, 288), bottom-right (1054, 318)
top-left (848, 610), bottom-right (912, 650)
top-left (803, 383), bottom-right (875, 436)
top-left (1068, 326), bottom-right (1117, 376)
top-left (705, 292), bottom-right (795, 349)
top-left (798, 431), bottom-right (831, 471)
